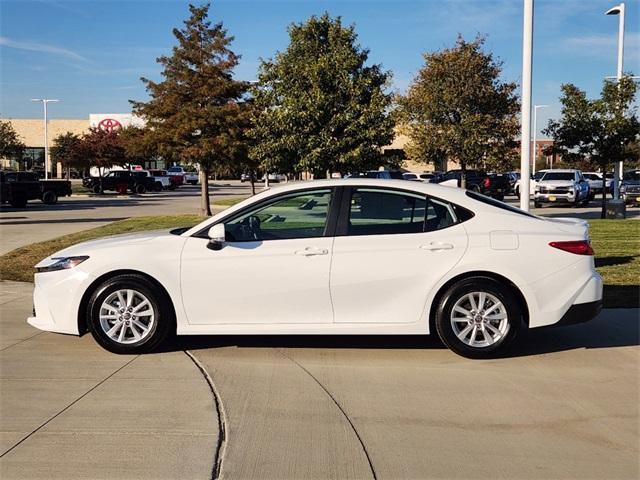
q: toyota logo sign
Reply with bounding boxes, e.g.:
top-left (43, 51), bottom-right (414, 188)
top-left (98, 118), bottom-right (123, 133)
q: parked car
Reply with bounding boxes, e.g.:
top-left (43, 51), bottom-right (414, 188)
top-left (261, 173), bottom-right (288, 183)
top-left (27, 179), bottom-right (602, 359)
top-left (240, 173), bottom-right (256, 183)
top-left (620, 169), bottom-right (640, 206)
top-left (0, 170), bottom-right (71, 207)
top-left (431, 170), bottom-right (509, 200)
top-left (166, 166), bottom-right (186, 188)
top-left (583, 172), bottom-right (613, 198)
top-left (84, 170), bottom-right (156, 194)
top-left (513, 170), bottom-right (548, 198)
top-left (403, 172), bottom-right (436, 182)
top-left (346, 170), bottom-right (403, 180)
top-left (147, 169), bottom-right (173, 191)
top-left (534, 169), bottom-right (590, 207)
top-left (184, 169), bottom-right (199, 185)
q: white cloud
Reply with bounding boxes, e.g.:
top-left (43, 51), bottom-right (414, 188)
top-left (562, 33), bottom-right (640, 66)
top-left (0, 36), bottom-right (88, 62)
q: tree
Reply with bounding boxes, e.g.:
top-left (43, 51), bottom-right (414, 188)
top-left (399, 36), bottom-right (519, 187)
top-left (0, 120), bottom-right (26, 163)
top-left (249, 13), bottom-right (395, 178)
top-left (51, 132), bottom-right (85, 177)
top-left (544, 76), bottom-right (639, 218)
top-left (120, 126), bottom-right (160, 167)
top-left (131, 3), bottom-right (248, 216)
top-left (81, 128), bottom-right (127, 187)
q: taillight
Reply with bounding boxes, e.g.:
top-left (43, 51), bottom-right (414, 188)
top-left (549, 240), bottom-right (594, 256)
top-left (483, 178), bottom-right (490, 188)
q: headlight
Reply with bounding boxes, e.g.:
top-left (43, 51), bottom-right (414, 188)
top-left (620, 185), bottom-right (626, 193)
top-left (36, 256), bottom-right (89, 273)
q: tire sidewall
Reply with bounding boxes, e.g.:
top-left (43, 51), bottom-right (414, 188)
top-left (435, 278), bottom-right (522, 359)
top-left (87, 275), bottom-right (171, 354)
top-left (42, 190), bottom-right (57, 204)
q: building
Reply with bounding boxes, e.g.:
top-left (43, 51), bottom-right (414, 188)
top-left (1, 114), bottom-right (145, 177)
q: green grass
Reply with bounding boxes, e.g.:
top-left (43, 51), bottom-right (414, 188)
top-left (0, 215), bottom-right (204, 283)
top-left (213, 196), bottom-right (248, 206)
top-left (71, 183), bottom-right (90, 195)
top-left (589, 219), bottom-right (640, 308)
top-left (0, 216), bottom-right (638, 308)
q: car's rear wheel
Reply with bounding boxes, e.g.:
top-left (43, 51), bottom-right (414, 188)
top-left (92, 184), bottom-right (102, 194)
top-left (135, 184), bottom-right (146, 194)
top-left (42, 190), bottom-right (58, 205)
top-left (435, 278), bottom-right (522, 359)
top-left (87, 274), bottom-right (173, 354)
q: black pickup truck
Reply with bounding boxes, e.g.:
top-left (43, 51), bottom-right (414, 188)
top-left (83, 170), bottom-right (157, 194)
top-left (0, 171), bottom-right (72, 207)
top-left (430, 170), bottom-right (510, 200)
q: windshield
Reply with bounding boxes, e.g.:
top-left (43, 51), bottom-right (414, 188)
top-left (541, 172), bottom-right (574, 181)
top-left (623, 170), bottom-right (640, 181)
top-left (583, 174), bottom-right (601, 180)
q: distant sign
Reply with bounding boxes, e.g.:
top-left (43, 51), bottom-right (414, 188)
top-left (98, 118), bottom-right (123, 133)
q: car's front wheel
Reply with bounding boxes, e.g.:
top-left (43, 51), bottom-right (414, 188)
top-left (87, 274), bottom-right (173, 354)
top-left (435, 278), bottom-right (522, 359)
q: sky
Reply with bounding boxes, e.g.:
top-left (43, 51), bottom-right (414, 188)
top-left (1, 0), bottom-right (639, 138)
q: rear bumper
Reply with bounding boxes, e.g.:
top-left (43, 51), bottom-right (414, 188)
top-left (555, 300), bottom-right (603, 326)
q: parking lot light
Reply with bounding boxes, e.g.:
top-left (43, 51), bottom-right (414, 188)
top-left (30, 98), bottom-right (60, 180)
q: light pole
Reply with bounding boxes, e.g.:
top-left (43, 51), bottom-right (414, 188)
top-left (519, 0), bottom-right (534, 212)
top-left (605, 2), bottom-right (625, 200)
top-left (532, 104), bottom-right (548, 175)
top-left (30, 98), bottom-right (59, 180)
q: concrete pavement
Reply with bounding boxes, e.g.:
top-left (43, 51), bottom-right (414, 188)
top-left (0, 282), bottom-right (219, 480)
top-left (1, 281), bottom-right (639, 479)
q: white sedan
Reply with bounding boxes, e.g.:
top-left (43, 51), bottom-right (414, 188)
top-left (28, 179), bottom-right (602, 358)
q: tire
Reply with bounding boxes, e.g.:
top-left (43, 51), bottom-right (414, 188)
top-left (434, 277), bottom-right (523, 359)
top-left (86, 274), bottom-right (174, 354)
top-left (189, 181), bottom-right (197, 185)
top-left (515, 187), bottom-right (520, 199)
top-left (42, 190), bottom-right (58, 205)
top-left (9, 192), bottom-right (27, 208)
top-left (154, 182), bottom-right (163, 192)
top-left (534, 201), bottom-right (542, 208)
top-left (92, 184), bottom-right (102, 194)
top-left (135, 184), bottom-right (146, 194)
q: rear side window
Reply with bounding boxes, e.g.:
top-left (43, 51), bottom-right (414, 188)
top-left (348, 189), bottom-right (426, 235)
top-left (465, 190), bottom-right (537, 218)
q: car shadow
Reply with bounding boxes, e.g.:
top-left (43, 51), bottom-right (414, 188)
top-left (155, 310), bottom-right (639, 358)
top-left (595, 255), bottom-right (637, 268)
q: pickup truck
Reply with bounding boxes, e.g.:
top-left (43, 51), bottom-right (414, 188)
top-left (148, 169), bottom-right (173, 191)
top-left (1, 170), bottom-right (72, 207)
top-left (430, 169), bottom-right (510, 200)
top-left (84, 170), bottom-right (157, 194)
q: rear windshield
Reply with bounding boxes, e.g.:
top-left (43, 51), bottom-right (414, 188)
top-left (541, 172), bottom-right (574, 181)
top-left (167, 167), bottom-right (182, 172)
top-left (465, 191), bottom-right (538, 218)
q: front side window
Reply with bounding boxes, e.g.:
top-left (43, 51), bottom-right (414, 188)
top-left (347, 189), bottom-right (427, 236)
top-left (225, 189), bottom-right (332, 241)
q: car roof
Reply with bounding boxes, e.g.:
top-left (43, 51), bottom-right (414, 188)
top-left (542, 169), bottom-right (577, 173)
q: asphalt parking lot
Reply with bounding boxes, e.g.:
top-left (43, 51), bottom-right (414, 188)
top-left (1, 281), bottom-right (638, 479)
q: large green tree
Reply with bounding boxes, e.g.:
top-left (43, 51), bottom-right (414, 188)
top-left (249, 13), bottom-right (395, 178)
top-left (132, 3), bottom-right (248, 215)
top-left (81, 128), bottom-right (127, 185)
top-left (399, 36), bottom-right (519, 186)
top-left (51, 132), bottom-right (85, 177)
top-left (0, 120), bottom-right (26, 163)
top-left (544, 76), bottom-right (639, 218)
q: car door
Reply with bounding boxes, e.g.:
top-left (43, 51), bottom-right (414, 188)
top-left (180, 188), bottom-right (336, 325)
top-left (330, 187), bottom-right (468, 324)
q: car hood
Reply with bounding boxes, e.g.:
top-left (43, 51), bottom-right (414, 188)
top-left (35, 230), bottom-right (174, 268)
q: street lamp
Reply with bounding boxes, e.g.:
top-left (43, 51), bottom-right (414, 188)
top-left (532, 104), bottom-right (548, 175)
top-left (519, 0), bottom-right (534, 212)
top-left (605, 2), bottom-right (625, 200)
top-left (30, 98), bottom-right (59, 180)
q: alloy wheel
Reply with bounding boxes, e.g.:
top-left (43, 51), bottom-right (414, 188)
top-left (449, 291), bottom-right (510, 348)
top-left (99, 289), bottom-right (155, 345)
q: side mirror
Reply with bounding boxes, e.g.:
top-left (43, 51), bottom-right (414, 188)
top-left (207, 223), bottom-right (226, 251)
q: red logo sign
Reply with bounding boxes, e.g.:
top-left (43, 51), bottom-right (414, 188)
top-left (98, 118), bottom-right (122, 133)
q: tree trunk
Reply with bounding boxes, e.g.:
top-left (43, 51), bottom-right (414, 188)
top-left (200, 167), bottom-right (212, 216)
top-left (250, 173), bottom-right (256, 195)
top-left (601, 169), bottom-right (607, 220)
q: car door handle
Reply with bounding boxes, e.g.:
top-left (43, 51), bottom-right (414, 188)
top-left (294, 247), bottom-right (329, 256)
top-left (420, 242), bottom-right (454, 251)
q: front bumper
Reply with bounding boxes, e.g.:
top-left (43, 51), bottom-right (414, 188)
top-left (535, 193), bottom-right (575, 204)
top-left (622, 192), bottom-right (640, 204)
